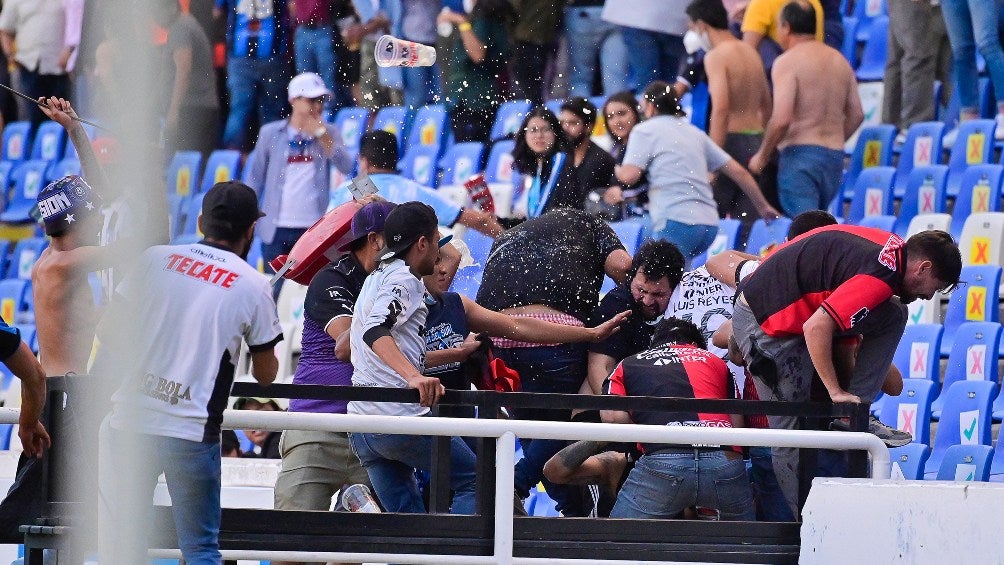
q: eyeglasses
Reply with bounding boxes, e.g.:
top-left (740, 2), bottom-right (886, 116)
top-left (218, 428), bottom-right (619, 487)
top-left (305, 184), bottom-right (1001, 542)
top-left (524, 126), bottom-right (555, 136)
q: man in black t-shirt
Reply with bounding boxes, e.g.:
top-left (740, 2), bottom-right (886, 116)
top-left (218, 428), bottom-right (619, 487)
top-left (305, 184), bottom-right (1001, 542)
top-left (560, 97), bottom-right (616, 207)
top-left (587, 240), bottom-right (686, 394)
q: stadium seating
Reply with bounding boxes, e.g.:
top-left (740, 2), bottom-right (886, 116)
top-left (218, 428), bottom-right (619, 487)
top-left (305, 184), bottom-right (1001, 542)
top-left (333, 106), bottom-right (370, 157)
top-left (856, 214), bottom-right (895, 231)
top-left (0, 278), bottom-right (29, 325)
top-left (463, 228), bottom-right (495, 269)
top-left (601, 220), bottom-right (647, 294)
top-left (449, 266), bottom-right (483, 299)
top-left (877, 378), bottom-right (935, 445)
top-left (167, 151), bottom-right (203, 197)
top-left (691, 219), bottom-right (741, 268)
top-left (490, 100), bottom-right (532, 142)
top-left (854, 16), bottom-right (889, 82)
top-left (62, 123), bottom-right (95, 160)
top-left (0, 240), bottom-right (12, 279)
top-left (48, 158), bottom-right (81, 183)
top-left (934, 444), bottom-right (993, 482)
top-left (15, 323), bottom-right (36, 353)
top-left (406, 105), bottom-right (448, 153)
top-left (852, 0), bottom-right (888, 42)
top-left (1, 121), bottom-right (32, 162)
top-left (840, 17), bottom-right (859, 66)
top-left (399, 145), bottom-right (440, 187)
top-left (744, 217), bottom-right (792, 256)
top-left (438, 142), bottom-right (485, 186)
top-left (949, 164), bottom-right (1003, 239)
top-left (945, 119), bottom-right (995, 197)
top-left (30, 121), bottom-right (66, 162)
top-left (484, 140), bottom-right (516, 185)
top-left (5, 237), bottom-right (47, 280)
top-left (990, 431), bottom-right (1004, 481)
top-left (958, 212), bottom-right (1004, 266)
top-left (925, 380), bottom-right (996, 478)
top-left (892, 323), bottom-right (942, 384)
top-left (200, 149), bottom-right (242, 192)
top-left (889, 443), bottom-right (929, 480)
top-left (1, 160), bottom-right (50, 223)
top-left (846, 165), bottom-right (895, 225)
top-left (372, 105), bottom-right (408, 149)
top-left (841, 124), bottom-right (895, 201)
top-left (181, 192), bottom-right (207, 237)
top-left (246, 237), bottom-right (265, 273)
top-left (939, 266), bottom-right (1001, 353)
top-left (905, 213), bottom-right (951, 238)
top-left (893, 121), bottom-right (945, 199)
top-left (933, 321), bottom-right (1001, 419)
top-left (894, 165), bottom-right (949, 236)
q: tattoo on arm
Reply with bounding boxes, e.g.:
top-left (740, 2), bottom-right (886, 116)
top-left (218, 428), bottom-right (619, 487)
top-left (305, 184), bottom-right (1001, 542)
top-left (557, 440), bottom-right (611, 470)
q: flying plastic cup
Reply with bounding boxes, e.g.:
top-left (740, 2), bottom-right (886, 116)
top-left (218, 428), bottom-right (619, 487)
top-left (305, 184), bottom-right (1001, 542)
top-left (374, 34), bottom-right (437, 67)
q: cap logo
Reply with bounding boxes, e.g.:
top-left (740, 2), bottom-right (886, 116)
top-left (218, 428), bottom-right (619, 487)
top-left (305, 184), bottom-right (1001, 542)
top-left (393, 234), bottom-right (401, 241)
top-left (38, 192), bottom-right (73, 220)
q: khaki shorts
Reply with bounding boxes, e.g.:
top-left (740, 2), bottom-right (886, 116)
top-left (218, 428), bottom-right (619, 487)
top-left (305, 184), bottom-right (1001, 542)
top-left (273, 429), bottom-right (371, 511)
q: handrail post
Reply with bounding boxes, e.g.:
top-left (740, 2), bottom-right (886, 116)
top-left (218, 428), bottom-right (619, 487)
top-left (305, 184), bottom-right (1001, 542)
top-left (494, 431), bottom-right (516, 565)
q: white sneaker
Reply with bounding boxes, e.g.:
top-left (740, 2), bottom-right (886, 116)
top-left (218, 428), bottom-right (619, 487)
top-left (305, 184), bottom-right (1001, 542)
top-left (894, 131), bottom-right (906, 146)
top-left (942, 127), bottom-right (959, 149)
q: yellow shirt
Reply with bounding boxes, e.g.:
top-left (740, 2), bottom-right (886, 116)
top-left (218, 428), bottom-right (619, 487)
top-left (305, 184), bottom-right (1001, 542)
top-left (741, 0), bottom-right (826, 44)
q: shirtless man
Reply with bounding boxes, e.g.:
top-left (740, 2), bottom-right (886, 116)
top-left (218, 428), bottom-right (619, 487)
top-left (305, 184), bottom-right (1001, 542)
top-left (686, 0), bottom-right (773, 238)
top-left (748, 0), bottom-right (863, 217)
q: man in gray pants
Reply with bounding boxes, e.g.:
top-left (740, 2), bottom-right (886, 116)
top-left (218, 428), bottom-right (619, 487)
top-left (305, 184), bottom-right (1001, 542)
top-left (731, 226), bottom-right (961, 517)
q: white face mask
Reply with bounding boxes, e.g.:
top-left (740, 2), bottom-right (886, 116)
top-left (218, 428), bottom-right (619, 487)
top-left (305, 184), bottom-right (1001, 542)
top-left (683, 30), bottom-right (704, 54)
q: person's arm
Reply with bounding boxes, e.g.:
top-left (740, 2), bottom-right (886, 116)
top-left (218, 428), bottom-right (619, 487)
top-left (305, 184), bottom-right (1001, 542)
top-left (335, 328), bottom-right (351, 361)
top-left (0, 31), bottom-right (15, 62)
top-left (748, 57), bottom-right (795, 175)
top-left (705, 250), bottom-right (758, 288)
top-left (716, 159), bottom-right (780, 220)
top-left (438, 9), bottom-right (486, 63)
top-left (37, 237), bottom-right (148, 278)
top-left (424, 333), bottom-right (481, 368)
top-left (166, 43), bottom-right (194, 135)
top-left (321, 124), bottom-right (354, 174)
top-left (604, 248), bottom-right (632, 284)
top-left (368, 335), bottom-right (444, 406)
top-left (803, 308), bottom-right (860, 403)
top-left (741, 30), bottom-right (763, 50)
top-left (600, 408), bottom-right (632, 424)
top-left (249, 348), bottom-right (279, 386)
top-left (456, 208), bottom-right (504, 237)
top-left (462, 295), bottom-right (630, 344)
top-left (6, 343), bottom-right (49, 458)
top-left (842, 71), bottom-right (865, 141)
top-left (614, 164), bottom-right (643, 186)
top-left (326, 316), bottom-right (352, 361)
top-left (704, 51), bottom-right (730, 148)
top-left (543, 440), bottom-right (615, 485)
top-left (38, 97), bottom-right (112, 197)
top-left (586, 351), bottom-right (617, 395)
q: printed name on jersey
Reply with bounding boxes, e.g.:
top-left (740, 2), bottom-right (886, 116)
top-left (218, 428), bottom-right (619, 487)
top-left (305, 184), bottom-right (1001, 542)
top-left (138, 372), bottom-right (192, 405)
top-left (850, 306), bottom-right (870, 327)
top-left (188, 246), bottom-right (229, 263)
top-left (164, 253), bottom-right (241, 288)
top-left (666, 420), bottom-right (733, 428)
top-left (877, 234), bottom-right (904, 271)
top-left (635, 346), bottom-right (711, 364)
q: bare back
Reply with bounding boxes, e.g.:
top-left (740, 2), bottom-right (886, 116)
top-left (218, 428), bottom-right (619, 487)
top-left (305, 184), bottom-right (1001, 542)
top-left (32, 247), bottom-right (98, 376)
top-left (706, 40), bottom-right (771, 133)
top-left (774, 41), bottom-right (861, 150)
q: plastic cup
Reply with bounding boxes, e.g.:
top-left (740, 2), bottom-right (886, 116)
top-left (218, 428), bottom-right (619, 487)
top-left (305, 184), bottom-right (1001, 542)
top-left (374, 35), bottom-right (437, 67)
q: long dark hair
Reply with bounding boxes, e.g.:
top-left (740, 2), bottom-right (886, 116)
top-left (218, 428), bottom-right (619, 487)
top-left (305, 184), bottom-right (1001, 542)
top-left (603, 90), bottom-right (641, 145)
top-left (511, 106), bottom-right (568, 176)
top-left (642, 81), bottom-right (686, 118)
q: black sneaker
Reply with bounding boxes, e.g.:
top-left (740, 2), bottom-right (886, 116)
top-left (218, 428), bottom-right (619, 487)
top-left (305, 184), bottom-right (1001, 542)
top-left (831, 416), bottom-right (912, 447)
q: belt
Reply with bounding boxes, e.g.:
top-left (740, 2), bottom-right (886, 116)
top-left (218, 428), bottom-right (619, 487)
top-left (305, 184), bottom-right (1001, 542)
top-left (647, 446), bottom-right (742, 461)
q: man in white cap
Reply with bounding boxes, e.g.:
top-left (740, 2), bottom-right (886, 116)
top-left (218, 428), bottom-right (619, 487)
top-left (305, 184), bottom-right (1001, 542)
top-left (246, 72), bottom-right (354, 292)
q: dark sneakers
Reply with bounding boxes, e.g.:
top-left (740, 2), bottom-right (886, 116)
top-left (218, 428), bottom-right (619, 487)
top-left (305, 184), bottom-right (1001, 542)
top-left (830, 416), bottom-right (913, 447)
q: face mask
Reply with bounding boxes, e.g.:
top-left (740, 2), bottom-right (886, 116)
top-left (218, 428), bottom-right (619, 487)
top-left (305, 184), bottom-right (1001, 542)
top-left (683, 30), bottom-right (703, 54)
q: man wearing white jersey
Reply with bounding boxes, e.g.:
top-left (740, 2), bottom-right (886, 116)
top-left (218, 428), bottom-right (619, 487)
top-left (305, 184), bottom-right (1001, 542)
top-left (348, 201), bottom-right (478, 514)
top-left (94, 181), bottom-right (282, 565)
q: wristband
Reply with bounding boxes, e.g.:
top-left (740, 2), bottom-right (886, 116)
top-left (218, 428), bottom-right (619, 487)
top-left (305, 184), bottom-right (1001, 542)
top-left (458, 22), bottom-right (472, 31)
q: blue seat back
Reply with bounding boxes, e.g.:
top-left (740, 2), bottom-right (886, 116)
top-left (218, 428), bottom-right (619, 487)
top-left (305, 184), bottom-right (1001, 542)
top-left (449, 266), bottom-right (483, 299)
top-left (928, 380), bottom-right (996, 477)
top-left (1, 161), bottom-right (49, 223)
top-left (0, 240), bottom-right (12, 279)
top-left (48, 158), bottom-right (82, 183)
top-left (691, 218), bottom-right (741, 268)
top-left (62, 123), bottom-right (96, 160)
top-left (490, 100), bottom-right (532, 142)
top-left (439, 142), bottom-right (485, 186)
top-left (935, 444), bottom-right (994, 481)
top-left (15, 323), bottom-right (35, 352)
top-left (895, 165), bottom-right (948, 236)
top-left (399, 145), bottom-right (440, 187)
top-left (943, 267), bottom-right (1002, 335)
top-left (950, 164), bottom-right (1003, 239)
top-left (854, 16), bottom-right (889, 81)
top-left (935, 321), bottom-right (1002, 419)
top-left (842, 124), bottom-right (896, 199)
top-left (463, 229), bottom-right (495, 269)
top-left (892, 323), bottom-right (943, 384)
top-left (946, 119), bottom-right (996, 197)
top-left (166, 151), bottom-right (203, 197)
top-left (246, 237), bottom-right (265, 273)
top-left (744, 217), bottom-right (792, 256)
top-left (484, 140), bottom-right (516, 185)
top-left (181, 193), bottom-right (207, 237)
top-left (6, 237), bottom-right (48, 280)
top-left (200, 150), bottom-right (242, 193)
top-left (406, 105), bottom-right (449, 151)
top-left (889, 443), bottom-right (930, 480)
top-left (30, 121), bottom-right (66, 162)
top-left (852, 0), bottom-right (887, 41)
top-left (1, 122), bottom-right (32, 162)
top-left (0, 278), bottom-right (29, 325)
top-left (991, 427), bottom-right (1004, 479)
top-left (334, 106), bottom-right (371, 156)
top-left (856, 214), bottom-right (896, 231)
top-left (372, 106), bottom-right (408, 149)
top-left (894, 121), bottom-right (945, 198)
top-left (840, 17), bottom-right (859, 66)
top-left (847, 166), bottom-right (895, 225)
top-left (878, 379), bottom-right (935, 446)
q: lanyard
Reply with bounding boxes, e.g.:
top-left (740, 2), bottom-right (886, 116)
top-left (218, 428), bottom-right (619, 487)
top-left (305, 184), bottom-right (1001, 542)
top-left (527, 152), bottom-right (565, 218)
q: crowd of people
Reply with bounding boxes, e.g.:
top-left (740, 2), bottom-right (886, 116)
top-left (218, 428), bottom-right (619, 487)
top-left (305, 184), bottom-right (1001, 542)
top-left (0, 0), bottom-right (986, 563)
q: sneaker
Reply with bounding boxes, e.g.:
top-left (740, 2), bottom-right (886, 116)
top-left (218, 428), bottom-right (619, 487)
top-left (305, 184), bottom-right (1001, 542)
top-left (942, 127), bottom-right (958, 149)
top-left (894, 131), bottom-right (907, 147)
top-left (831, 416), bottom-right (912, 447)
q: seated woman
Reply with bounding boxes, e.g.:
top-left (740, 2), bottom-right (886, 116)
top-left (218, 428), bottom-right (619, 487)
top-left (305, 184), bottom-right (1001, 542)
top-left (596, 91), bottom-right (649, 220)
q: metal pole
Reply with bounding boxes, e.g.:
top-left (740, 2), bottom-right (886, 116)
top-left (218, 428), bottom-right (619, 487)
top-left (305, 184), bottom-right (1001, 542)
top-left (494, 431), bottom-right (516, 565)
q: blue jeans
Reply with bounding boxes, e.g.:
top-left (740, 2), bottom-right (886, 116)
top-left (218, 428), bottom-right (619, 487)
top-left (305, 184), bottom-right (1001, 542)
top-left (748, 446), bottom-right (795, 521)
top-left (223, 57), bottom-right (288, 150)
top-left (610, 450), bottom-right (755, 520)
top-left (654, 219), bottom-right (717, 263)
top-left (294, 25), bottom-right (339, 112)
top-left (349, 429), bottom-right (477, 514)
top-left (402, 60), bottom-right (441, 111)
top-left (777, 144), bottom-right (844, 216)
top-left (620, 27), bottom-right (685, 92)
top-left (564, 7), bottom-right (629, 96)
top-left (941, 0), bottom-right (1004, 112)
top-left (98, 419), bottom-right (222, 565)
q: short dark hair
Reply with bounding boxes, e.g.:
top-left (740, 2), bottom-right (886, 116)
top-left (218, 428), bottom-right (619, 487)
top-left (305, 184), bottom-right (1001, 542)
top-left (650, 317), bottom-right (707, 349)
top-left (781, 0), bottom-right (817, 36)
top-left (629, 240), bottom-right (686, 289)
top-left (642, 81), bottom-right (686, 117)
top-left (560, 97), bottom-right (599, 129)
top-left (905, 230), bottom-right (962, 288)
top-left (787, 210), bottom-right (837, 239)
top-left (686, 0), bottom-right (729, 30)
top-left (359, 130), bottom-right (399, 170)
top-left (603, 91), bottom-right (642, 143)
top-left (511, 106), bottom-right (568, 175)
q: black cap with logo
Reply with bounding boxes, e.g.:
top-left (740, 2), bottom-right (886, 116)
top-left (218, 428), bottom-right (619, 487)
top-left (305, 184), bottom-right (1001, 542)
top-left (201, 181), bottom-right (265, 239)
top-left (378, 201), bottom-right (446, 261)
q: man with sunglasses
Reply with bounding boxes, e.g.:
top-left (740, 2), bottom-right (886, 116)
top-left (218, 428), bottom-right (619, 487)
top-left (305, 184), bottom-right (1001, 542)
top-left (245, 72), bottom-right (353, 293)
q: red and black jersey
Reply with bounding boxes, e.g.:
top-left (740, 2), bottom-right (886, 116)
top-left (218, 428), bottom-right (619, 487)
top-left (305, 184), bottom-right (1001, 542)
top-left (737, 225), bottom-right (906, 337)
top-left (603, 343), bottom-right (735, 454)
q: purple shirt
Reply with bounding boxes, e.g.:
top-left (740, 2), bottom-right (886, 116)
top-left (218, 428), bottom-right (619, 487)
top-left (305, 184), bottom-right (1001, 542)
top-left (293, 0), bottom-right (331, 25)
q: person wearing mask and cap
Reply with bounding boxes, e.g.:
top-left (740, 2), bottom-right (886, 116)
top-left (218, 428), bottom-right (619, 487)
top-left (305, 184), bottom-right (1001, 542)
top-left (232, 396), bottom-right (284, 459)
top-left (245, 72), bottom-right (354, 292)
top-left (93, 180), bottom-right (282, 565)
top-left (271, 202), bottom-right (393, 565)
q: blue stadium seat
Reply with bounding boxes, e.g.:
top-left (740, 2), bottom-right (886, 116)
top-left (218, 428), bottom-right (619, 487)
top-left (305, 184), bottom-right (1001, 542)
top-left (61, 123), bottom-right (95, 160)
top-left (892, 323), bottom-right (942, 385)
top-left (29, 121), bottom-right (66, 162)
top-left (47, 158), bottom-right (81, 183)
top-left (0, 423), bottom-right (12, 450)
top-left (484, 140), bottom-right (516, 185)
top-left (990, 429), bottom-right (1004, 481)
top-left (846, 165), bottom-right (895, 225)
top-left (933, 321), bottom-right (1001, 419)
top-left (992, 381), bottom-right (1004, 422)
top-left (856, 214), bottom-right (896, 231)
top-left (0, 160), bottom-right (13, 204)
top-left (889, 443), bottom-right (929, 480)
top-left (852, 0), bottom-right (887, 42)
top-left (854, 16), bottom-right (889, 82)
top-left (934, 444), bottom-right (994, 481)
top-left (406, 105), bottom-right (449, 152)
top-left (0, 240), bottom-right (12, 279)
top-left (687, 82), bottom-right (710, 131)
top-left (449, 266), bottom-right (483, 299)
top-left (840, 17), bottom-right (859, 67)
top-left (490, 100), bottom-right (532, 142)
top-left (544, 99), bottom-right (561, 117)
top-left (0, 278), bottom-right (29, 325)
top-left (601, 220), bottom-right (647, 294)
top-left (333, 106), bottom-right (370, 157)
top-left (744, 217), bottom-right (791, 256)
top-left (939, 266), bottom-right (1001, 357)
top-left (399, 145), bottom-right (440, 187)
top-left (200, 149), bottom-right (242, 193)
top-left (246, 237), bottom-right (265, 273)
top-left (438, 142), bottom-right (485, 186)
top-left (372, 105), bottom-right (408, 149)
top-left (894, 165), bottom-right (948, 236)
top-left (925, 380), bottom-right (996, 478)
top-left (6, 238), bottom-right (47, 280)
top-left (894, 121), bottom-right (945, 198)
top-left (1, 160), bottom-right (49, 223)
top-left (1, 121), bottom-right (32, 162)
top-left (842, 124), bottom-right (895, 200)
top-left (167, 193), bottom-right (186, 240)
top-left (463, 229), bottom-right (495, 268)
top-left (166, 151), bottom-right (202, 197)
top-left (949, 164), bottom-right (1003, 239)
top-left (181, 193), bottom-right (207, 237)
top-left (15, 323), bottom-right (35, 352)
top-left (878, 379), bottom-right (935, 446)
top-left (945, 119), bottom-right (995, 198)
top-left (691, 218), bottom-right (741, 268)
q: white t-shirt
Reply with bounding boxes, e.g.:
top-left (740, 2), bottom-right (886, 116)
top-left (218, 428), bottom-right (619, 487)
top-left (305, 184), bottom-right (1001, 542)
top-left (349, 258), bottom-right (430, 417)
top-left (95, 242), bottom-right (283, 442)
top-left (277, 128), bottom-right (323, 228)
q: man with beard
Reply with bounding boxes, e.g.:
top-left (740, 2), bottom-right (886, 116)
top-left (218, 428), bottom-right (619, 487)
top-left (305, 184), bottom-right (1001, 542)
top-left (586, 240), bottom-right (686, 394)
top-left (559, 97), bottom-right (616, 203)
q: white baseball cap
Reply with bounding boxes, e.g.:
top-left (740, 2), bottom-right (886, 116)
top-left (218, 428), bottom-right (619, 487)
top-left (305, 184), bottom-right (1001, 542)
top-left (287, 72), bottom-right (332, 102)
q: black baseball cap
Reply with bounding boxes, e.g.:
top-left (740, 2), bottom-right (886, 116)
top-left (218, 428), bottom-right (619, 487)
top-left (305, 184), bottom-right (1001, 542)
top-left (338, 200), bottom-right (397, 252)
top-left (378, 201), bottom-right (451, 261)
top-left (202, 181), bottom-right (265, 238)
